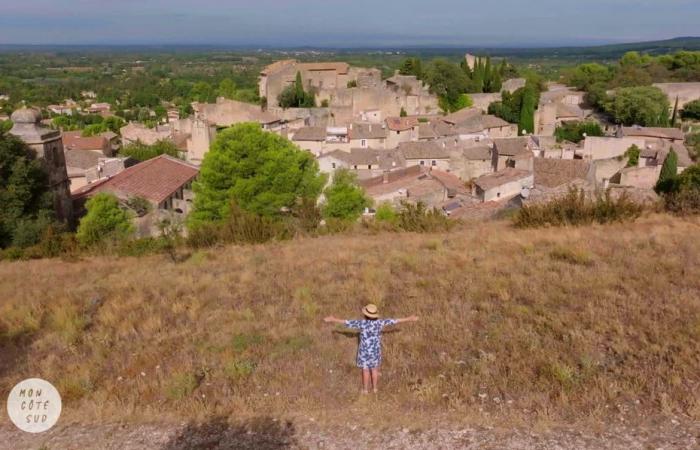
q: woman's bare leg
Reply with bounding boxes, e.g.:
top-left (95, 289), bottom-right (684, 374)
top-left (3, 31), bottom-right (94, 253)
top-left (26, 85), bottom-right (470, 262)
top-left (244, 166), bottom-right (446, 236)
top-left (362, 369), bottom-right (371, 393)
top-left (370, 368), bottom-right (380, 393)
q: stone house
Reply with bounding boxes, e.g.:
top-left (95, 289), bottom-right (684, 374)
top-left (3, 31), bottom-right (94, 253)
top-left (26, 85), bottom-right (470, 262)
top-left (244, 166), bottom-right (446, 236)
top-left (449, 144), bottom-right (495, 181)
top-left (398, 141), bottom-right (451, 171)
top-left (72, 155), bottom-right (199, 236)
top-left (292, 126), bottom-right (351, 156)
top-left (260, 60), bottom-right (353, 107)
top-left (348, 123), bottom-right (388, 149)
top-left (619, 126), bottom-right (685, 144)
top-left (473, 168), bottom-right (534, 202)
top-left (317, 148), bottom-right (405, 180)
top-left (385, 117), bottom-right (420, 148)
top-left (493, 137), bottom-right (536, 171)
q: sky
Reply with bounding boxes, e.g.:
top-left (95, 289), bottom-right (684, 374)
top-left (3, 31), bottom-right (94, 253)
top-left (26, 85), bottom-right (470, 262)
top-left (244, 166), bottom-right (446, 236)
top-left (1, 0), bottom-right (699, 48)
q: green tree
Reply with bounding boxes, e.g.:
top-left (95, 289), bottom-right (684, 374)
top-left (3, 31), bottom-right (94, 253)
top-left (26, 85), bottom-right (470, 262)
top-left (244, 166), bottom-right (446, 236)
top-left (518, 85), bottom-right (537, 135)
top-left (322, 169), bottom-right (371, 221)
top-left (424, 59), bottom-right (470, 112)
top-left (76, 193), bottom-right (133, 247)
top-left (399, 58), bottom-right (423, 78)
top-left (566, 63), bottom-right (611, 91)
top-left (120, 140), bottom-right (180, 162)
top-left (625, 145), bottom-right (641, 167)
top-left (190, 123), bottom-right (325, 224)
top-left (278, 72), bottom-right (315, 108)
top-left (554, 121), bottom-right (603, 143)
top-left (681, 99), bottom-right (700, 120)
top-left (655, 149), bottom-right (678, 193)
top-left (0, 133), bottom-right (55, 248)
top-left (218, 79), bottom-right (238, 100)
top-left (606, 86), bottom-right (670, 126)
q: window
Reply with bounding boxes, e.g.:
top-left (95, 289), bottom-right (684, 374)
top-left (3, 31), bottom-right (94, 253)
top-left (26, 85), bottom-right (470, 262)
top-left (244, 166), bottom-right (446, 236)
top-left (420, 161), bottom-right (425, 166)
top-left (332, 162), bottom-right (336, 169)
top-left (368, 165), bottom-right (372, 170)
top-left (361, 139), bottom-right (367, 148)
top-left (431, 160), bottom-right (437, 166)
top-left (353, 165), bottom-right (358, 170)
top-left (497, 192), bottom-right (501, 198)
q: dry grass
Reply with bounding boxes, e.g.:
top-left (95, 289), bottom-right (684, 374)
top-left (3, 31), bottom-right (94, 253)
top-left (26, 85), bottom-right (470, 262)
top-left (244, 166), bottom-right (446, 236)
top-left (0, 215), bottom-right (699, 428)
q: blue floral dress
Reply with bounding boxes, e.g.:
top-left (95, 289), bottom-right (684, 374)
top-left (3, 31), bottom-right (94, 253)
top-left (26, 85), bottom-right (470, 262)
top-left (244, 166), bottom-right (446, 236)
top-left (344, 319), bottom-right (397, 369)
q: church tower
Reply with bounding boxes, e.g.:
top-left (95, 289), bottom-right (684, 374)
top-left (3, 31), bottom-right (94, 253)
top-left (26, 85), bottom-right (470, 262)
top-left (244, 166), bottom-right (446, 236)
top-left (9, 108), bottom-right (74, 226)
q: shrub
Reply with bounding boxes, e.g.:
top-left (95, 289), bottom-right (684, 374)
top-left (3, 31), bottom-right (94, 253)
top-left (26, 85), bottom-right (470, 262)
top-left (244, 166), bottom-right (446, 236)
top-left (224, 359), bottom-right (256, 382)
top-left (625, 144), bottom-right (641, 167)
top-left (514, 188), bottom-right (644, 228)
top-left (396, 201), bottom-right (457, 233)
top-left (77, 193), bottom-right (134, 247)
top-left (554, 121), bottom-right (603, 143)
top-left (322, 169), bottom-right (371, 221)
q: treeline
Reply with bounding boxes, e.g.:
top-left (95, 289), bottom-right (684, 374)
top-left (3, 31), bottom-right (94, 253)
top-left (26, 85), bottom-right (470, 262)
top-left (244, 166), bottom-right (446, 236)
top-left (0, 52), bottom-right (263, 116)
top-left (398, 56), bottom-right (518, 112)
top-left (563, 51), bottom-right (700, 126)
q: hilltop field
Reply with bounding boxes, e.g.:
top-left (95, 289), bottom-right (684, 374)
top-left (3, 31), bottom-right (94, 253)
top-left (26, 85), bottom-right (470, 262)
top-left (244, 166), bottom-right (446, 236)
top-left (0, 215), bottom-right (699, 448)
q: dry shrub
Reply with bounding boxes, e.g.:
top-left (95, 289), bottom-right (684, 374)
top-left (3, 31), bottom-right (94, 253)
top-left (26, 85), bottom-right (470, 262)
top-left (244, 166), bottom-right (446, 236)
top-left (663, 188), bottom-right (700, 215)
top-left (514, 188), bottom-right (644, 228)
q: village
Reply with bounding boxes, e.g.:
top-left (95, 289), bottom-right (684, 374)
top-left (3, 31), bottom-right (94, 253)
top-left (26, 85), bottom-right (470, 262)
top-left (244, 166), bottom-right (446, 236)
top-left (4, 52), bottom-right (699, 235)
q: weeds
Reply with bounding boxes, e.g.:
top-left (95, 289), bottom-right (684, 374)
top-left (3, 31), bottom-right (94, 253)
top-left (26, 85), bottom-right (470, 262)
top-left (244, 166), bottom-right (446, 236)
top-left (514, 188), bottom-right (644, 228)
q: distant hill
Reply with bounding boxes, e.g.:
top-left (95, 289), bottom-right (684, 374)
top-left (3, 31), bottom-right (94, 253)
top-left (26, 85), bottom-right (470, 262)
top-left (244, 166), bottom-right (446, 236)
top-left (336, 37), bottom-right (700, 62)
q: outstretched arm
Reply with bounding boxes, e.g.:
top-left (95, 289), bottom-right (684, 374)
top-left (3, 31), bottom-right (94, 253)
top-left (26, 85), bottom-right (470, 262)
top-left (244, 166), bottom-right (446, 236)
top-left (395, 315), bottom-right (419, 324)
top-left (324, 316), bottom-right (346, 324)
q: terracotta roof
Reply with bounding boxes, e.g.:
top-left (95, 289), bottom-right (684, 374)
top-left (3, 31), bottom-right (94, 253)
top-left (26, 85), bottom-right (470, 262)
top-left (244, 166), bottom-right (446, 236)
top-left (398, 141), bottom-right (450, 160)
top-left (533, 158), bottom-right (591, 188)
top-left (494, 137), bottom-right (533, 157)
top-left (349, 123), bottom-right (387, 140)
top-left (385, 117), bottom-right (419, 132)
top-left (62, 131), bottom-right (109, 153)
top-left (474, 168), bottom-right (532, 190)
top-left (74, 155), bottom-right (198, 204)
top-left (292, 126), bottom-right (327, 141)
top-left (621, 126), bottom-right (684, 141)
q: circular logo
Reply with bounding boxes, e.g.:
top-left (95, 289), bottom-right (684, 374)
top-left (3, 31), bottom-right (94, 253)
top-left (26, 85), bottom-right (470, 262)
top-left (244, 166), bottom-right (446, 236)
top-left (6, 378), bottom-right (62, 433)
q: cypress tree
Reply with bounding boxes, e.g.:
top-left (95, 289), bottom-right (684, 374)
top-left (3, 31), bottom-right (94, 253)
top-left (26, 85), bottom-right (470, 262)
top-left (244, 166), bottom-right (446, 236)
top-left (294, 72), bottom-right (305, 105)
top-left (518, 86), bottom-right (536, 135)
top-left (655, 148), bottom-right (678, 193)
top-left (483, 57), bottom-right (493, 93)
top-left (671, 96), bottom-right (679, 126)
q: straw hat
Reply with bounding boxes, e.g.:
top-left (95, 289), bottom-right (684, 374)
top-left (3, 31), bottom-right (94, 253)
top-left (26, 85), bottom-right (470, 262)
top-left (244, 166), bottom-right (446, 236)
top-left (362, 303), bottom-right (379, 319)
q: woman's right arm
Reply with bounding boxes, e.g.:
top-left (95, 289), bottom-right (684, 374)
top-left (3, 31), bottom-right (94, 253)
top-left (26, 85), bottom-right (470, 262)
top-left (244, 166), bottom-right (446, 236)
top-left (323, 316), bottom-right (346, 324)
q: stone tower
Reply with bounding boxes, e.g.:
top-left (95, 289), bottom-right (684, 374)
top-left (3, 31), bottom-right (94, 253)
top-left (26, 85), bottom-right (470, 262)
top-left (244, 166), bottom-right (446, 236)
top-left (9, 108), bottom-right (74, 225)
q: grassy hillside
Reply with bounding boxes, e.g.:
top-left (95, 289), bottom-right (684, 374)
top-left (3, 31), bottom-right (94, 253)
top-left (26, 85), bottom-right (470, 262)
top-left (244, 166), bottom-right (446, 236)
top-left (0, 215), bottom-right (699, 428)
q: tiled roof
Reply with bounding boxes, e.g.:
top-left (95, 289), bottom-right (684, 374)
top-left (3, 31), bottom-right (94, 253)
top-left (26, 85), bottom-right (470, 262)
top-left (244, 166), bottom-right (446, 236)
top-left (494, 137), bottom-right (533, 157)
top-left (74, 155), bottom-right (198, 204)
top-left (385, 117), bottom-right (419, 132)
top-left (398, 141), bottom-right (450, 160)
top-left (322, 148), bottom-right (405, 170)
top-left (459, 145), bottom-right (492, 160)
top-left (441, 108), bottom-right (482, 126)
top-left (349, 123), bottom-right (387, 140)
top-left (474, 168), bottom-right (532, 190)
top-left (62, 131), bottom-right (109, 152)
top-left (292, 127), bottom-right (327, 141)
top-left (533, 158), bottom-right (591, 188)
top-left (65, 149), bottom-right (100, 170)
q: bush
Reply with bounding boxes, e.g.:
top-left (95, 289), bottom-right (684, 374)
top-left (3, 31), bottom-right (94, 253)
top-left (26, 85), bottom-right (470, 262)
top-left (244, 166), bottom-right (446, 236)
top-left (554, 121), bottom-right (603, 143)
top-left (663, 188), bottom-right (700, 215)
top-left (396, 201), bottom-right (457, 233)
top-left (322, 169), bottom-right (371, 221)
top-left (188, 202), bottom-right (285, 248)
top-left (514, 188), bottom-right (644, 228)
top-left (119, 139), bottom-right (180, 162)
top-left (77, 193), bottom-right (134, 247)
